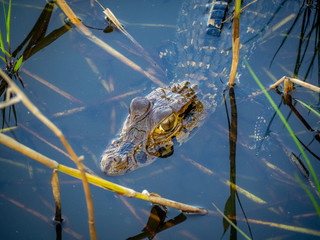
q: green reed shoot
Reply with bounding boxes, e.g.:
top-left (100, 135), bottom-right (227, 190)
top-left (295, 173), bottom-right (320, 219)
top-left (0, 0), bottom-right (23, 72)
top-left (295, 99), bottom-right (320, 118)
top-left (244, 59), bottom-right (320, 196)
top-left (212, 201), bottom-right (252, 240)
top-left (3, 0), bottom-right (11, 44)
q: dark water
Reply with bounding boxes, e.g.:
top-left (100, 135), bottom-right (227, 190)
top-left (0, 0), bottom-right (319, 239)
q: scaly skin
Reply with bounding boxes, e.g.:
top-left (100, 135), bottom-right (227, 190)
top-left (100, 0), bottom-right (283, 175)
top-left (100, 81), bottom-right (205, 175)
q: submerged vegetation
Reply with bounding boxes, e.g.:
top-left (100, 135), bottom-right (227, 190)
top-left (0, 0), bottom-right (23, 128)
top-left (246, 61), bottom-right (320, 217)
top-left (0, 0), bottom-right (71, 128)
top-left (270, 0), bottom-right (319, 80)
top-left (0, 0), bottom-right (319, 239)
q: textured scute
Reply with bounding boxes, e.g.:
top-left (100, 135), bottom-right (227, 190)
top-left (101, 81), bottom-right (204, 175)
top-left (101, 0), bottom-right (284, 175)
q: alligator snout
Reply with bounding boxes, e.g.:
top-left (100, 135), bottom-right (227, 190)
top-left (100, 81), bottom-right (204, 176)
top-left (100, 152), bottom-right (131, 176)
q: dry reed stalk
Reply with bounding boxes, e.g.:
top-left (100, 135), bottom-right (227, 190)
top-left (0, 132), bottom-right (59, 169)
top-left (228, 0), bottom-right (241, 86)
top-left (54, 0), bottom-right (164, 87)
top-left (0, 193), bottom-right (83, 239)
top-left (58, 164), bottom-right (208, 214)
top-left (22, 69), bottom-right (83, 104)
top-left (181, 154), bottom-right (266, 204)
top-left (0, 69), bottom-right (97, 240)
top-left (0, 132), bottom-right (208, 214)
top-left (51, 169), bottom-right (63, 222)
top-left (270, 76), bottom-right (320, 93)
top-left (19, 123), bottom-right (71, 160)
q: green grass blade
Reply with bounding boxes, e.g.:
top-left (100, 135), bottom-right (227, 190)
top-left (6, 0), bottom-right (11, 44)
top-left (295, 174), bottom-right (320, 219)
top-left (13, 55), bottom-right (23, 72)
top-left (212, 201), bottom-right (252, 240)
top-left (0, 25), bottom-right (5, 53)
top-left (0, 55), bottom-right (5, 62)
top-left (244, 59), bottom-right (320, 195)
top-left (0, 27), bottom-right (11, 57)
top-left (2, 0), bottom-right (7, 24)
top-left (0, 27), bottom-right (10, 60)
top-left (295, 99), bottom-right (320, 118)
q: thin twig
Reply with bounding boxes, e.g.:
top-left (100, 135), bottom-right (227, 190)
top-left (0, 132), bottom-right (208, 214)
top-left (270, 76), bottom-right (320, 93)
top-left (22, 69), bottom-right (83, 104)
top-left (223, 0), bottom-right (258, 24)
top-left (0, 68), bottom-right (97, 240)
top-left (55, 0), bottom-right (164, 87)
top-left (0, 132), bottom-right (59, 169)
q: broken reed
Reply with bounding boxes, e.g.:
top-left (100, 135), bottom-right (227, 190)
top-left (0, 131), bottom-right (207, 215)
top-left (0, 68), bottom-right (98, 240)
top-left (244, 60), bottom-right (320, 201)
top-left (0, 68), bottom-right (207, 211)
top-left (0, 66), bottom-right (210, 238)
top-left (54, 0), bottom-right (164, 87)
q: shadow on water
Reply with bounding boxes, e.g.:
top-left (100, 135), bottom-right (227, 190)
top-left (251, 0), bottom-right (319, 164)
top-left (223, 87), bottom-right (239, 239)
top-left (1, 0), bottom-right (126, 129)
top-left (127, 205), bottom-right (186, 240)
top-left (221, 87), bottom-right (255, 240)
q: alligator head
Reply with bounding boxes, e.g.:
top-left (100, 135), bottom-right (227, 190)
top-left (100, 81), bottom-right (205, 175)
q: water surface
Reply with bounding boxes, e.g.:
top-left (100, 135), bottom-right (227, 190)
top-left (0, 0), bottom-right (319, 239)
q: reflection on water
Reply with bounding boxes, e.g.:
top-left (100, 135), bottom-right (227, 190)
top-left (127, 205), bottom-right (187, 240)
top-left (0, 0), bottom-right (319, 239)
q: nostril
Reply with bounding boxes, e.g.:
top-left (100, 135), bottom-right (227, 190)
top-left (100, 155), bottom-right (116, 169)
top-left (100, 155), bottom-right (123, 168)
top-left (100, 152), bottom-right (131, 175)
top-left (114, 156), bottom-right (122, 164)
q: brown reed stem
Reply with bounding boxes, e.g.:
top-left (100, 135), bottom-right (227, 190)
top-left (270, 76), bottom-right (320, 93)
top-left (0, 132), bottom-right (59, 169)
top-left (228, 0), bottom-right (241, 86)
top-left (54, 0), bottom-right (164, 87)
top-left (51, 170), bottom-right (63, 222)
top-left (0, 132), bottom-right (208, 215)
top-left (0, 68), bottom-right (97, 240)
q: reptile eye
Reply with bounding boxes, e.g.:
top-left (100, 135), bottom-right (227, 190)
top-left (158, 113), bottom-right (176, 132)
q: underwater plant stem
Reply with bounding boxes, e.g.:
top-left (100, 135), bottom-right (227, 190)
top-left (228, 87), bottom-right (238, 237)
top-left (51, 170), bottom-right (63, 222)
top-left (54, 0), bottom-right (164, 87)
top-left (212, 202), bottom-right (252, 240)
top-left (295, 99), bottom-right (320, 117)
top-left (0, 68), bottom-right (97, 240)
top-left (0, 131), bottom-right (208, 215)
top-left (228, 0), bottom-right (241, 86)
top-left (295, 174), bottom-right (320, 219)
top-left (244, 60), bottom-right (320, 195)
top-left (0, 132), bottom-right (59, 169)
